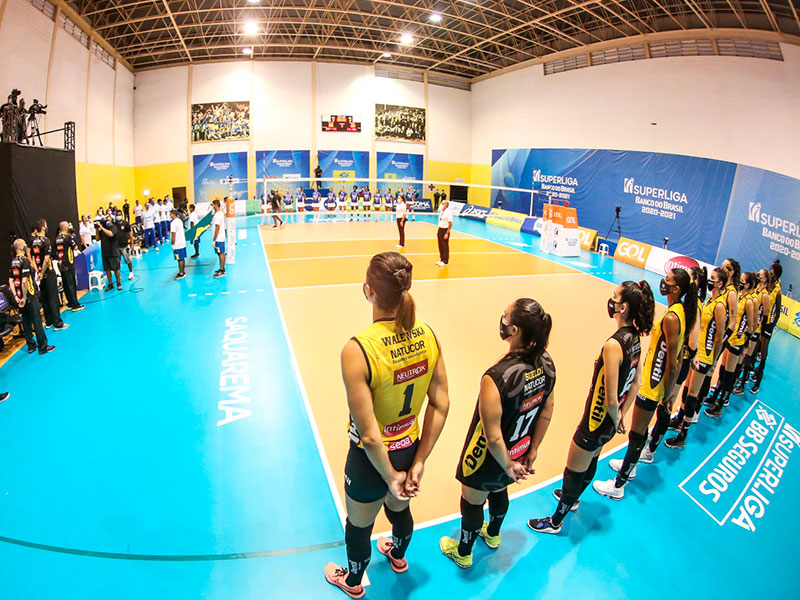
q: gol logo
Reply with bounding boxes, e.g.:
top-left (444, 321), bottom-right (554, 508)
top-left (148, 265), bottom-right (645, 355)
top-left (614, 238), bottom-right (651, 267)
top-left (566, 215), bottom-right (577, 225)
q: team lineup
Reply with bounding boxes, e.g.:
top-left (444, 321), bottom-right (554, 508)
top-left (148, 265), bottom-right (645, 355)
top-left (321, 250), bottom-right (784, 598)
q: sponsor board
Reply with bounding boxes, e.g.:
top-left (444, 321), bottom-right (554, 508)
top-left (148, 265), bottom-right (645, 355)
top-left (614, 237), bottom-right (652, 268)
top-left (393, 359), bottom-right (428, 385)
top-left (521, 217), bottom-right (543, 236)
top-left (449, 201), bottom-right (465, 216)
top-left (644, 246), bottom-right (717, 277)
top-left (680, 401), bottom-right (798, 532)
top-left (486, 208), bottom-right (526, 231)
top-left (578, 227), bottom-right (597, 251)
top-left (777, 295), bottom-right (800, 339)
top-left (458, 204), bottom-right (491, 222)
top-left (411, 199), bottom-right (433, 212)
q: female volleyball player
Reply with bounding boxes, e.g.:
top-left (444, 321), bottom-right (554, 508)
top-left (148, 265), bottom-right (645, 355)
top-left (733, 268), bottom-right (771, 395)
top-left (751, 260), bottom-right (782, 393)
top-left (337, 187), bottom-right (347, 222)
top-left (440, 299), bottom-right (555, 564)
top-left (324, 252), bottom-right (450, 598)
top-left (705, 271), bottom-right (757, 418)
top-left (395, 194), bottom-right (407, 248)
top-left (528, 282), bottom-right (653, 533)
top-left (703, 257), bottom-right (741, 405)
top-left (664, 267), bottom-right (728, 448)
top-left (373, 188), bottom-right (382, 220)
top-left (593, 268), bottom-right (696, 499)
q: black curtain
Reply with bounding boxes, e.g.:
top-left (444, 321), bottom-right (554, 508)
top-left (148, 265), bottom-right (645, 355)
top-left (0, 143), bottom-right (79, 271)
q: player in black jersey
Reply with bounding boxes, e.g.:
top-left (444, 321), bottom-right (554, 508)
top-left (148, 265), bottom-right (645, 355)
top-left (30, 219), bottom-right (67, 330)
top-left (528, 281), bottom-right (653, 534)
top-left (9, 239), bottom-right (54, 354)
top-left (54, 221), bottom-right (85, 312)
top-left (751, 260), bottom-right (782, 393)
top-left (440, 299), bottom-right (555, 567)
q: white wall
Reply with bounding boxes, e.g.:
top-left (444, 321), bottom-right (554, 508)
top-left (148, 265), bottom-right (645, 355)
top-left (428, 85), bottom-right (471, 163)
top-left (86, 55), bottom-right (115, 164)
top-left (114, 66), bottom-right (135, 166)
top-left (133, 65), bottom-right (188, 165)
top-left (471, 44), bottom-right (800, 179)
top-left (0, 0), bottom-right (51, 111)
top-left (316, 63), bottom-right (373, 152)
top-left (252, 61), bottom-right (312, 150)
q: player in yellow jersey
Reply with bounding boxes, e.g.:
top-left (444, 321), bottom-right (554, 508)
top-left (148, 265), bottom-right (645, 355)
top-left (752, 260), bottom-right (782, 393)
top-left (734, 268), bottom-right (771, 395)
top-left (325, 252), bottom-right (449, 598)
top-left (665, 267), bottom-right (729, 448)
top-left (705, 271), bottom-right (757, 419)
top-left (528, 281), bottom-right (653, 535)
top-left (594, 268), bottom-right (696, 500)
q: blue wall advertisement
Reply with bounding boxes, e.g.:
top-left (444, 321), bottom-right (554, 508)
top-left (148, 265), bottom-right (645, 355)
top-left (193, 152), bottom-right (248, 203)
top-left (317, 150), bottom-right (369, 187)
top-left (491, 148), bottom-right (737, 264)
top-left (255, 150), bottom-right (310, 197)
top-left (376, 152), bottom-right (423, 197)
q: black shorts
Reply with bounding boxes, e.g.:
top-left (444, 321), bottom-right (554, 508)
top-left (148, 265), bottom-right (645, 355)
top-left (692, 360), bottom-right (713, 375)
top-left (573, 416), bottom-right (616, 452)
top-left (102, 254), bottom-right (121, 271)
top-left (749, 332), bottom-right (761, 343)
top-left (723, 340), bottom-right (745, 356)
top-left (344, 441), bottom-right (417, 503)
top-left (676, 358), bottom-right (691, 387)
top-left (456, 447), bottom-right (514, 493)
top-left (635, 394), bottom-right (659, 411)
top-left (762, 324), bottom-right (775, 339)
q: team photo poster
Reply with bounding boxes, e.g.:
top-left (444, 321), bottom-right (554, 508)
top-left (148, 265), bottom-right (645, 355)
top-left (375, 104), bottom-right (426, 143)
top-left (191, 101), bottom-right (250, 143)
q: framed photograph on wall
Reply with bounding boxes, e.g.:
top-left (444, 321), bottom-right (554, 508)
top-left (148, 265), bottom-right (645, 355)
top-left (191, 101), bottom-right (250, 142)
top-left (375, 104), bottom-right (426, 143)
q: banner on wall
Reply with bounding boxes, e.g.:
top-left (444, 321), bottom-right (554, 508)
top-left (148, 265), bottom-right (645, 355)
top-left (376, 152), bottom-right (423, 197)
top-left (778, 296), bottom-right (800, 339)
top-left (458, 204), bottom-right (491, 222)
top-left (645, 246), bottom-right (716, 277)
top-left (486, 208), bottom-right (526, 231)
top-left (318, 150), bottom-right (369, 187)
top-left (716, 166), bottom-right (800, 293)
top-left (578, 227), bottom-right (597, 251)
top-left (614, 237), bottom-right (653, 268)
top-left (193, 152), bottom-right (248, 203)
top-left (255, 150), bottom-right (310, 197)
top-left (491, 148), bottom-right (737, 264)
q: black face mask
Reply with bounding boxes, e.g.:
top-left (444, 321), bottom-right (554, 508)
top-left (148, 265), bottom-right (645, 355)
top-left (499, 315), bottom-right (513, 340)
top-left (707, 281), bottom-right (716, 292)
top-left (607, 298), bottom-right (619, 318)
top-left (659, 278), bottom-right (672, 296)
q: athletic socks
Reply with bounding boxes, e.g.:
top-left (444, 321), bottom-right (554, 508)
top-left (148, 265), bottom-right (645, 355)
top-left (648, 404), bottom-right (671, 452)
top-left (344, 519), bottom-right (373, 587)
top-left (486, 489), bottom-right (509, 537)
top-left (615, 430), bottom-right (647, 487)
top-left (552, 467), bottom-right (583, 527)
top-left (738, 355), bottom-right (753, 386)
top-left (384, 505), bottom-right (413, 560)
top-left (458, 497), bottom-right (484, 557)
top-left (698, 375), bottom-right (712, 402)
top-left (581, 456), bottom-right (599, 495)
top-left (683, 394), bottom-right (698, 432)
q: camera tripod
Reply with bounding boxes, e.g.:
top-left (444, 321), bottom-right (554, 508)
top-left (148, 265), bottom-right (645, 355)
top-left (605, 206), bottom-right (622, 239)
top-left (27, 112), bottom-right (43, 146)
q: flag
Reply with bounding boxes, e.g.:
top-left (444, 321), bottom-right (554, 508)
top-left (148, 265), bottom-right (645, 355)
top-left (186, 212), bottom-right (213, 245)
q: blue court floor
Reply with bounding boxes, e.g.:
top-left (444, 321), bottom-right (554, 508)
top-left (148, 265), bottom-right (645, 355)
top-left (0, 214), bottom-right (797, 599)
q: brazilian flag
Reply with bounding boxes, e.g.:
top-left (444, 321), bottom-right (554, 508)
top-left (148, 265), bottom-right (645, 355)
top-left (186, 212), bottom-right (213, 245)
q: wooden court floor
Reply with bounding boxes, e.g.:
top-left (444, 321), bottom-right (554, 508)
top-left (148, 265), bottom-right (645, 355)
top-left (261, 220), bottom-right (663, 532)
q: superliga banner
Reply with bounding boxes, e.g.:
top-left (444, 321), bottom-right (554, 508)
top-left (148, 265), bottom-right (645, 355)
top-left (491, 148), bottom-right (737, 264)
top-left (376, 152), bottom-right (423, 197)
top-left (193, 152), bottom-right (248, 203)
top-left (318, 150), bottom-right (369, 185)
top-left (255, 150), bottom-right (310, 197)
top-left (717, 166), bottom-right (800, 293)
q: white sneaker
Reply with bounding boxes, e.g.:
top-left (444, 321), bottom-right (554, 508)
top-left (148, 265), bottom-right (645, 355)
top-left (690, 412), bottom-right (699, 424)
top-left (396, 244), bottom-right (403, 248)
top-left (435, 261), bottom-right (444, 266)
top-left (639, 447), bottom-right (656, 464)
top-left (609, 458), bottom-right (636, 480)
top-left (593, 479), bottom-right (625, 500)
top-left (128, 272), bottom-right (134, 280)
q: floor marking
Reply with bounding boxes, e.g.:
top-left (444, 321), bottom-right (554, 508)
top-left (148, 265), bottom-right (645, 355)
top-left (276, 272), bottom-right (584, 291)
top-left (188, 293), bottom-right (197, 297)
top-left (259, 235), bottom-right (347, 527)
top-left (269, 251), bottom-right (520, 262)
top-left (261, 237), bottom-right (433, 245)
top-left (238, 290), bottom-right (247, 293)
top-left (255, 289), bottom-right (264, 292)
top-left (204, 292), bottom-right (213, 296)
top-left (238, 229), bottom-right (248, 240)
top-left (221, 291), bottom-right (230, 295)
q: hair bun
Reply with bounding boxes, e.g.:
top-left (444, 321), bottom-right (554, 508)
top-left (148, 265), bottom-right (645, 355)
top-left (393, 268), bottom-right (411, 291)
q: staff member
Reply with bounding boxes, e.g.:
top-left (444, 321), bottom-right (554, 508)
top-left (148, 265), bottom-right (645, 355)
top-left (122, 199), bottom-right (130, 222)
top-left (54, 221), bottom-right (85, 312)
top-left (31, 219), bottom-right (67, 330)
top-left (79, 215), bottom-right (94, 248)
top-left (170, 209), bottom-right (187, 280)
top-left (436, 200), bottom-right (453, 267)
top-left (97, 215), bottom-right (123, 291)
top-left (271, 190), bottom-right (284, 228)
top-left (441, 299), bottom-right (555, 566)
top-left (9, 239), bottom-right (54, 354)
top-left (324, 252), bottom-right (449, 598)
top-left (134, 200), bottom-right (143, 225)
top-left (143, 201), bottom-right (158, 251)
top-left (211, 199), bottom-right (226, 278)
top-left (116, 213), bottom-right (135, 281)
top-left (395, 194), bottom-right (407, 249)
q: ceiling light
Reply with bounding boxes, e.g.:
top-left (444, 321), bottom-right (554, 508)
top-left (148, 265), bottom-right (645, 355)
top-left (243, 21), bottom-right (259, 35)
top-left (242, 47), bottom-right (253, 55)
top-left (429, 13), bottom-right (443, 23)
top-left (382, 52), bottom-right (392, 58)
top-left (399, 33), bottom-right (414, 45)
top-left (246, 0), bottom-right (260, 3)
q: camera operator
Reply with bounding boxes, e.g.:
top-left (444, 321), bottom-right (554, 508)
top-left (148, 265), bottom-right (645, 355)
top-left (31, 219), bottom-right (67, 331)
top-left (115, 212), bottom-right (135, 281)
top-left (54, 221), bottom-right (85, 312)
top-left (8, 239), bottom-right (54, 354)
top-left (96, 215), bottom-right (122, 291)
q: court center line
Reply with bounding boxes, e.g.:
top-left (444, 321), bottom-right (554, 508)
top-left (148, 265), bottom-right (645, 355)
top-left (261, 237), bottom-right (442, 245)
top-left (276, 272), bottom-right (584, 292)
top-left (269, 251), bottom-right (521, 262)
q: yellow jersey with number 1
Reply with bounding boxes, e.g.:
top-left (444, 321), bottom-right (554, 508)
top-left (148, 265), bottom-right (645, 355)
top-left (349, 319), bottom-right (440, 451)
top-left (638, 303), bottom-right (686, 403)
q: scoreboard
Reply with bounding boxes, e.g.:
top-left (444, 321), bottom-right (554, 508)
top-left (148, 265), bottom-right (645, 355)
top-left (322, 115), bottom-right (361, 132)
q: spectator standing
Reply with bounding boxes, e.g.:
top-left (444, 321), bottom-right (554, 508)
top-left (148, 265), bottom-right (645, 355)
top-left (170, 209), bottom-right (187, 280)
top-left (436, 200), bottom-right (453, 267)
top-left (79, 215), bottom-right (94, 249)
top-left (115, 213), bottom-right (135, 280)
top-left (8, 239), bottom-right (54, 354)
top-left (30, 219), bottom-right (67, 330)
top-left (134, 200), bottom-right (143, 225)
top-left (143, 201), bottom-right (158, 251)
top-left (96, 215), bottom-right (122, 290)
top-left (122, 199), bottom-right (130, 222)
top-left (54, 221), bottom-right (85, 312)
top-left (211, 199), bottom-right (226, 278)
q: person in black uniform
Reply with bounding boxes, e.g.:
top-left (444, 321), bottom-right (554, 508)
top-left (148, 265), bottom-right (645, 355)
top-left (528, 281), bottom-right (654, 533)
top-left (433, 189), bottom-right (441, 212)
top-left (54, 221), bottom-right (85, 312)
top-left (8, 239), bottom-right (54, 354)
top-left (96, 216), bottom-right (122, 291)
top-left (30, 219), bottom-right (67, 331)
top-left (270, 190), bottom-right (284, 228)
top-left (440, 298), bottom-right (555, 567)
top-left (122, 199), bottom-right (130, 222)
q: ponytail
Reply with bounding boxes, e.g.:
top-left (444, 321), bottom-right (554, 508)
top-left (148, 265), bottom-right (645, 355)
top-left (395, 289), bottom-right (416, 332)
top-left (725, 257), bottom-right (741, 291)
top-left (502, 298), bottom-right (552, 365)
top-left (692, 266), bottom-right (708, 303)
top-left (671, 268), bottom-right (698, 333)
top-left (366, 252), bottom-right (416, 332)
top-left (620, 280), bottom-right (655, 335)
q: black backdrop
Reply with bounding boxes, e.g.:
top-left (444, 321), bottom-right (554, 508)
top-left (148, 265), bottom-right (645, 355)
top-left (0, 143), bottom-right (79, 271)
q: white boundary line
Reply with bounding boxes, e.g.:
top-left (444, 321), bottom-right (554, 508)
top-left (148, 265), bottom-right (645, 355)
top-left (269, 251), bottom-right (520, 262)
top-left (260, 237), bottom-right (433, 245)
top-left (257, 234), bottom-right (347, 528)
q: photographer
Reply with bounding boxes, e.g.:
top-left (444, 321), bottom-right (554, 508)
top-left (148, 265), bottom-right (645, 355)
top-left (54, 221), bottom-right (85, 312)
top-left (96, 215), bottom-right (122, 291)
top-left (115, 212), bottom-right (135, 281)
